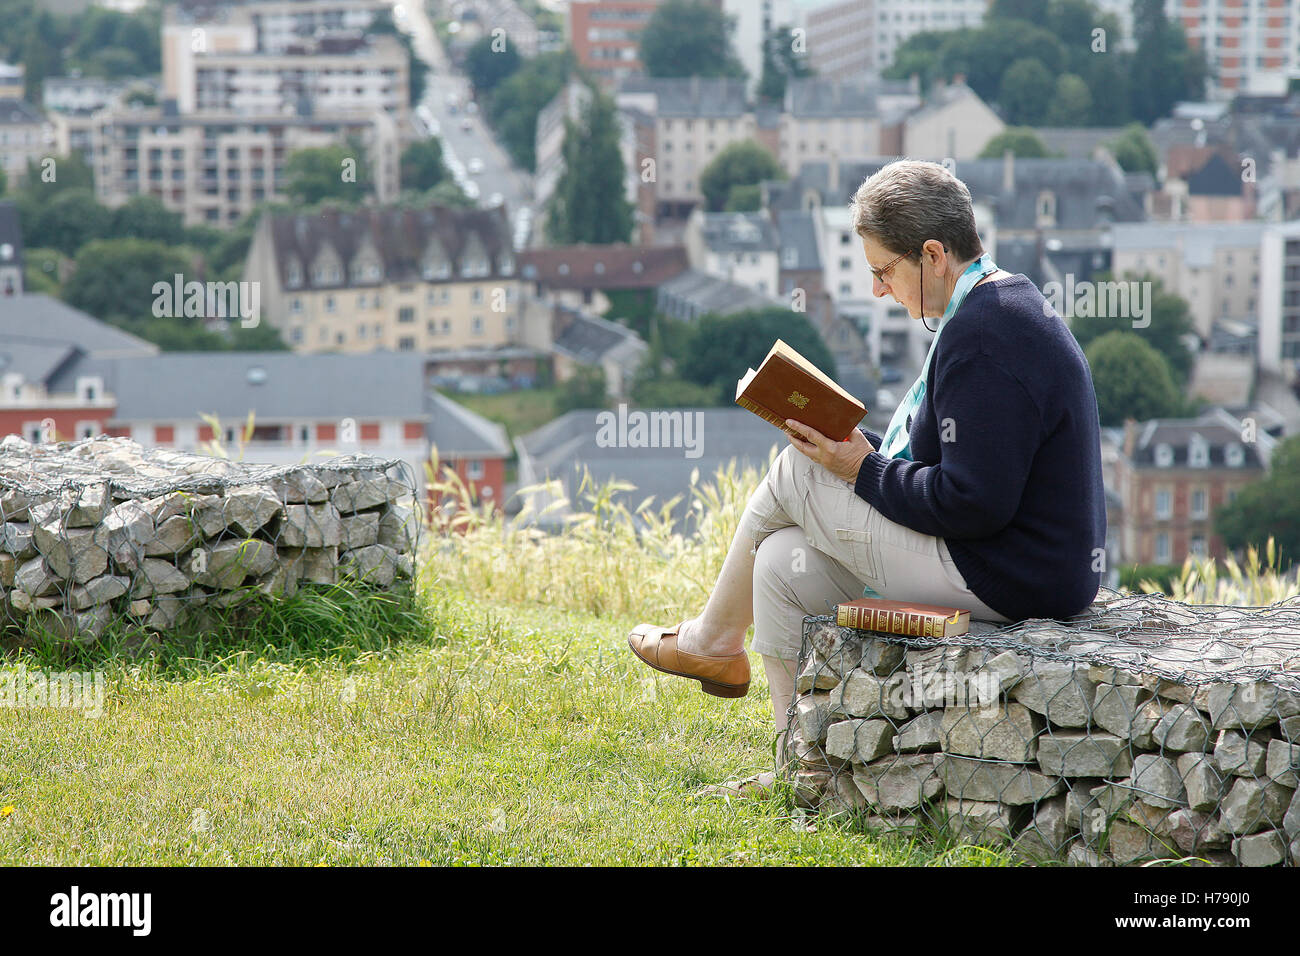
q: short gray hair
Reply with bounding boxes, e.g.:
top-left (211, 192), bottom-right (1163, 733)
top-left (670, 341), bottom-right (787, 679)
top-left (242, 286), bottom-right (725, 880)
top-left (850, 160), bottom-right (983, 262)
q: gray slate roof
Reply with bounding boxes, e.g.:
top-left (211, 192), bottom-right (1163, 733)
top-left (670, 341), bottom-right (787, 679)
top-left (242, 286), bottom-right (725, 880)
top-left (784, 77), bottom-right (880, 118)
top-left (1128, 409), bottom-right (1271, 470)
top-left (552, 307), bottom-right (646, 364)
top-left (0, 99), bottom-right (43, 125)
top-left (516, 407), bottom-right (792, 531)
top-left (656, 269), bottom-right (783, 320)
top-left (696, 211), bottom-right (778, 254)
top-left (427, 388), bottom-right (510, 457)
top-left (617, 76), bottom-right (749, 118)
top-left (0, 294), bottom-right (157, 386)
top-left (775, 209), bottom-right (821, 271)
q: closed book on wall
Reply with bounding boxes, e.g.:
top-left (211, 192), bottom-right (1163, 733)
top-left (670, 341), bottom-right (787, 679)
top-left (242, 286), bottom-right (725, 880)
top-left (835, 598), bottom-right (971, 638)
top-left (735, 339), bottom-right (866, 442)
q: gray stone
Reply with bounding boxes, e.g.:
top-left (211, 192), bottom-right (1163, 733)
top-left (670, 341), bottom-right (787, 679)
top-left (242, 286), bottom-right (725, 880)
top-left (793, 770), bottom-right (830, 809)
top-left (808, 624), bottom-right (859, 677)
top-left (796, 652), bottom-right (839, 693)
top-left (1151, 702), bottom-right (1213, 753)
top-left (280, 503), bottom-right (342, 549)
top-left (974, 650), bottom-right (1024, 704)
top-left (895, 711), bottom-right (943, 753)
top-left (942, 798), bottom-right (1019, 844)
top-left (818, 770), bottom-right (869, 819)
top-left (1066, 844), bottom-right (1107, 867)
top-left (10, 590), bottom-right (61, 613)
top-left (338, 543), bottom-right (400, 587)
top-left (1266, 739), bottom-right (1300, 788)
top-left (131, 558), bottom-right (190, 598)
top-left (829, 667), bottom-right (910, 720)
top-left (15, 556), bottom-right (60, 596)
top-left (1231, 829), bottom-right (1287, 867)
top-left (339, 511), bottom-right (380, 550)
top-left (1279, 715), bottom-right (1300, 743)
top-left (1285, 787), bottom-right (1300, 839)
top-left (1009, 660), bottom-right (1096, 728)
top-left (1220, 778), bottom-right (1295, 835)
top-left (1103, 820), bottom-right (1162, 864)
top-left (795, 693), bottom-right (832, 745)
top-left (853, 753), bottom-right (944, 810)
top-left (1089, 665), bottom-right (1143, 685)
top-left (61, 483), bottom-right (109, 527)
top-left (146, 595), bottom-right (184, 632)
top-left (825, 718), bottom-right (894, 764)
top-left (0, 521), bottom-right (36, 558)
top-left (1037, 731), bottom-right (1133, 778)
top-left (1123, 755), bottom-right (1186, 809)
top-left (269, 469), bottom-right (329, 504)
top-left (219, 485), bottom-right (282, 536)
top-left (0, 488), bottom-right (32, 521)
top-left (1177, 752), bottom-right (1229, 811)
top-left (937, 754), bottom-right (1064, 805)
top-left (377, 505), bottom-right (415, 552)
top-left (101, 499), bottom-right (154, 571)
top-left (68, 574), bottom-right (129, 610)
top-left (1091, 682), bottom-right (1154, 740)
top-left (1162, 808), bottom-right (1230, 854)
top-left (184, 539), bottom-right (276, 589)
top-left (285, 547), bottom-right (337, 585)
top-left (1213, 729), bottom-right (1270, 777)
top-left (859, 638), bottom-right (906, 677)
top-left (144, 514), bottom-right (202, 557)
top-left (331, 477), bottom-right (391, 513)
top-left (940, 702), bottom-right (1041, 762)
top-left (0, 552), bottom-right (14, 588)
top-left (36, 523), bottom-right (109, 584)
top-left (1208, 680), bottom-right (1300, 731)
top-left (1014, 794), bottom-right (1071, 861)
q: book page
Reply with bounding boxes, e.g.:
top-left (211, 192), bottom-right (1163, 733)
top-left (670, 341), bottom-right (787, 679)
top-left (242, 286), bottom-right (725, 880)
top-left (771, 339), bottom-right (861, 404)
top-left (735, 367), bottom-right (756, 400)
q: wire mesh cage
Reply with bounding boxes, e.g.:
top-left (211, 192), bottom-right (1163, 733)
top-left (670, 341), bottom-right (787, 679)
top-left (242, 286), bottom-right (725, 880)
top-left (784, 588), bottom-right (1300, 867)
top-left (0, 436), bottom-right (421, 641)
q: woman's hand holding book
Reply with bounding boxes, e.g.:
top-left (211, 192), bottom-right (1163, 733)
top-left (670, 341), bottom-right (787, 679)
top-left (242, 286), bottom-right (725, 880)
top-left (784, 419), bottom-right (875, 483)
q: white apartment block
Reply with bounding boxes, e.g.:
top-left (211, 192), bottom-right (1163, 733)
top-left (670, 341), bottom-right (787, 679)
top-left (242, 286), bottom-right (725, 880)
top-left (779, 78), bottom-right (887, 176)
top-left (683, 209), bottom-right (781, 295)
top-left (162, 5), bottom-right (407, 120)
top-left (0, 100), bottom-right (52, 186)
top-left (1109, 221), bottom-right (1265, 339)
top-left (1259, 219), bottom-right (1300, 376)
top-left (1166, 0), bottom-right (1299, 96)
top-left (721, 0), bottom-right (794, 96)
top-left (801, 0), bottom-right (877, 80)
top-left (91, 108), bottom-right (399, 227)
top-left (872, 0), bottom-right (988, 73)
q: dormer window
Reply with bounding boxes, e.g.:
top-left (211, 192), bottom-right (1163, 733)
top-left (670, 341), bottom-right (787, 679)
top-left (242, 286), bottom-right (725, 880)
top-left (286, 259), bottom-right (302, 288)
top-left (1225, 442), bottom-right (1245, 467)
top-left (76, 376), bottom-right (103, 403)
top-left (1036, 191), bottom-right (1057, 227)
top-left (499, 254), bottom-right (514, 276)
top-left (1154, 443), bottom-right (1173, 468)
top-left (1188, 434), bottom-right (1209, 468)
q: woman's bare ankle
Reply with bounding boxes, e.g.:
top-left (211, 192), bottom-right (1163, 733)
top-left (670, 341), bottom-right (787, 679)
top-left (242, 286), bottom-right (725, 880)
top-left (677, 617), bottom-right (746, 657)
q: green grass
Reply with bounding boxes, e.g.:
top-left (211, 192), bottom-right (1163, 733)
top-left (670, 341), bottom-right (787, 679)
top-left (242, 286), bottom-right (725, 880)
top-left (445, 386), bottom-right (561, 444)
top-left (0, 581), bottom-right (1011, 866)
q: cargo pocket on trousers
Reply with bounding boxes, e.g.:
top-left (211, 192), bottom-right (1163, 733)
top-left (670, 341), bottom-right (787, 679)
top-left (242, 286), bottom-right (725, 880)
top-left (835, 527), bottom-right (881, 589)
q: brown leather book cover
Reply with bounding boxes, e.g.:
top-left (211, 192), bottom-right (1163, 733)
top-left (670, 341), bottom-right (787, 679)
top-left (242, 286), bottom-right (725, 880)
top-left (734, 339), bottom-right (866, 442)
top-left (834, 598), bottom-right (971, 637)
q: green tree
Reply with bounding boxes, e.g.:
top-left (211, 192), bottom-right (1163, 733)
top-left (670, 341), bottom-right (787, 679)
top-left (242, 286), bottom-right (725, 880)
top-left (401, 138), bottom-right (449, 192)
top-left (369, 10), bottom-right (428, 104)
top-left (640, 0), bottom-right (746, 79)
top-left (464, 34), bottom-right (521, 94)
top-left (64, 238), bottom-right (190, 322)
top-left (486, 50), bottom-right (573, 171)
top-left (284, 144), bottom-right (372, 205)
top-left (1084, 331), bottom-right (1183, 427)
top-left (425, 180), bottom-right (474, 208)
top-left (677, 308), bottom-right (836, 403)
top-left (989, 0), bottom-right (1050, 25)
top-left (110, 195), bottom-right (185, 245)
top-left (723, 183), bottom-right (762, 212)
top-left (757, 24), bottom-right (812, 103)
top-left (1046, 73), bottom-right (1094, 126)
top-left (18, 189), bottom-right (110, 257)
top-left (546, 90), bottom-right (633, 244)
top-left (1215, 436), bottom-right (1300, 566)
top-left (556, 364), bottom-right (608, 413)
top-left (999, 58), bottom-right (1056, 125)
top-left (978, 127), bottom-right (1052, 159)
top-left (882, 30), bottom-right (950, 95)
top-left (23, 248), bottom-right (62, 296)
top-left (1069, 274), bottom-right (1196, 385)
top-left (699, 141), bottom-right (782, 213)
top-left (1130, 0), bottom-right (1207, 123)
top-left (21, 152), bottom-right (94, 195)
top-left (1108, 122), bottom-right (1159, 175)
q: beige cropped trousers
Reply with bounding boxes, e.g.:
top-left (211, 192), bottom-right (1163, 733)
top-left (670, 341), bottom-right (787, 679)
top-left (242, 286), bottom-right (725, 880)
top-left (740, 444), bottom-right (1010, 662)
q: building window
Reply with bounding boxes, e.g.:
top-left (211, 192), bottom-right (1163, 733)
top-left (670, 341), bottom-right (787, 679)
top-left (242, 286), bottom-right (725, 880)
top-left (1190, 489), bottom-right (1207, 519)
top-left (1190, 535), bottom-right (1206, 556)
top-left (467, 459), bottom-right (485, 480)
top-left (1224, 443), bottom-right (1245, 467)
top-left (1154, 443), bottom-right (1173, 467)
top-left (1154, 532), bottom-right (1171, 563)
top-left (325, 296), bottom-right (336, 313)
top-left (472, 316), bottom-right (484, 335)
top-left (1154, 489), bottom-right (1172, 520)
top-left (398, 336), bottom-right (415, 351)
top-left (398, 306), bottom-right (415, 323)
top-left (1188, 435), bottom-right (1209, 468)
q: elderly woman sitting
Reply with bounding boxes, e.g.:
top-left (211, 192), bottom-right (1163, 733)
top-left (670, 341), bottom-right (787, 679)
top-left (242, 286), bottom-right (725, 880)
top-left (628, 159), bottom-right (1107, 793)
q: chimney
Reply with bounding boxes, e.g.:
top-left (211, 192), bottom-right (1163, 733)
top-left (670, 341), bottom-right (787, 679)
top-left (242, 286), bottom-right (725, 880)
top-left (829, 150), bottom-right (840, 197)
top-left (1123, 419), bottom-right (1137, 460)
top-left (1002, 149), bottom-right (1015, 194)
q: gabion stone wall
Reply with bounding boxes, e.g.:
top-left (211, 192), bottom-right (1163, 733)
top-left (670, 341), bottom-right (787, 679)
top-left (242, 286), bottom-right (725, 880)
top-left (788, 591), bottom-right (1300, 867)
top-left (0, 436), bottom-right (418, 640)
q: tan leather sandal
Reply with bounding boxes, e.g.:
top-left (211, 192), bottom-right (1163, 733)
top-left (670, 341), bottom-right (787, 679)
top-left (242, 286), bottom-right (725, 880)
top-left (627, 621), bottom-right (750, 698)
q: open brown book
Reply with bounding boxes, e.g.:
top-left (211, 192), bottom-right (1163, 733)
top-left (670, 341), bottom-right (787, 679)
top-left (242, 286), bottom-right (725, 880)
top-left (835, 598), bottom-right (970, 637)
top-left (734, 339), bottom-right (866, 442)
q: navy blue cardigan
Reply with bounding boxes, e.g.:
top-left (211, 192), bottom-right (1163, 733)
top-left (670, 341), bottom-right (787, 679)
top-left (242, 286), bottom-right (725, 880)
top-left (853, 274), bottom-right (1106, 621)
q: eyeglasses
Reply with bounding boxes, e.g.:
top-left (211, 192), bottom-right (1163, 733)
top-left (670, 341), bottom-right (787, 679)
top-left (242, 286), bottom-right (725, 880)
top-left (870, 250), bottom-right (911, 285)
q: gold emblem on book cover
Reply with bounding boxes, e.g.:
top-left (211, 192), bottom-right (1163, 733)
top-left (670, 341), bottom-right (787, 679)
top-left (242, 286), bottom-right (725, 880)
top-left (787, 390), bottom-right (809, 408)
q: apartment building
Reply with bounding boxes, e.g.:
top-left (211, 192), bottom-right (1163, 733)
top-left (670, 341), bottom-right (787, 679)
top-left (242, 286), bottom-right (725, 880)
top-left (1115, 409), bottom-right (1273, 565)
top-left (683, 209), bottom-right (781, 296)
top-left (896, 78), bottom-right (1004, 161)
top-left (0, 99), bottom-right (51, 186)
top-left (615, 76), bottom-right (758, 215)
top-left (801, 0), bottom-right (987, 79)
top-left (91, 106), bottom-right (399, 227)
top-left (1167, 0), bottom-right (1297, 97)
top-left (567, 0), bottom-right (666, 90)
top-left (1259, 218), bottom-right (1300, 377)
top-left (778, 77), bottom-right (888, 176)
top-left (244, 201), bottom-right (522, 355)
top-left (0, 202), bottom-right (22, 297)
top-left (1109, 222), bottom-right (1264, 339)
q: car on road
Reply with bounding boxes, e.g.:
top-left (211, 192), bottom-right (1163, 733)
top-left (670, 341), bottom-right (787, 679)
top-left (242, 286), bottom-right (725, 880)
top-left (467, 157), bottom-right (484, 174)
top-left (880, 366), bottom-right (904, 384)
top-left (875, 388), bottom-right (897, 410)
top-left (460, 116), bottom-right (472, 131)
top-left (487, 192), bottom-right (503, 207)
top-left (463, 181), bottom-right (480, 200)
